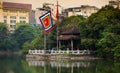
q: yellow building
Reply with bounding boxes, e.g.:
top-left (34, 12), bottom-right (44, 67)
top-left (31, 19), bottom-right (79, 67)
top-left (0, 1), bottom-right (32, 33)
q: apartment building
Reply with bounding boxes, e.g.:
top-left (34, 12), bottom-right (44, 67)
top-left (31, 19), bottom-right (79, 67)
top-left (63, 5), bottom-right (99, 18)
top-left (0, 1), bottom-right (32, 33)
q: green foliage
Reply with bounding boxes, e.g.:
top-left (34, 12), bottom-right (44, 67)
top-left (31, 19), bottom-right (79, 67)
top-left (46, 27), bottom-right (57, 49)
top-left (12, 22), bottom-right (38, 49)
top-left (81, 38), bottom-right (96, 50)
top-left (79, 5), bottom-right (120, 59)
top-left (31, 33), bottom-right (44, 49)
top-left (97, 32), bottom-right (116, 58)
top-left (95, 6), bottom-right (120, 58)
top-left (0, 23), bottom-right (19, 51)
top-left (0, 23), bottom-right (7, 42)
top-left (22, 30), bottom-right (44, 54)
top-left (0, 23), bottom-right (8, 50)
top-left (112, 44), bottom-right (120, 59)
top-left (59, 15), bottom-right (85, 32)
top-left (22, 42), bottom-right (33, 54)
top-left (60, 45), bottom-right (67, 50)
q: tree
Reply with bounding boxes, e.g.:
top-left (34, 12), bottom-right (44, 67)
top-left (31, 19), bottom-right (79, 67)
top-left (0, 23), bottom-right (8, 50)
top-left (59, 15), bottom-right (85, 32)
top-left (113, 44), bottom-right (120, 59)
top-left (79, 5), bottom-right (120, 59)
top-left (46, 27), bottom-right (57, 49)
top-left (0, 23), bottom-right (7, 42)
top-left (12, 22), bottom-right (38, 49)
top-left (22, 28), bottom-right (44, 53)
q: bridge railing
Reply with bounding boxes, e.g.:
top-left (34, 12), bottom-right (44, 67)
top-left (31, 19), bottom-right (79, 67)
top-left (29, 50), bottom-right (45, 55)
top-left (28, 50), bottom-right (91, 55)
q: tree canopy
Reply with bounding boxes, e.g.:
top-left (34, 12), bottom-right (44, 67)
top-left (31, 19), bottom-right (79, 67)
top-left (0, 23), bottom-right (8, 50)
top-left (79, 5), bottom-right (120, 58)
top-left (12, 22), bottom-right (38, 50)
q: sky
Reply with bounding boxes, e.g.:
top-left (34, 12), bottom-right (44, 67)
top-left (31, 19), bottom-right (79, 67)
top-left (2, 0), bottom-right (109, 10)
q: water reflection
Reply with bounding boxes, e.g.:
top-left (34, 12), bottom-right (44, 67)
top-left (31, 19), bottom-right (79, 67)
top-left (0, 55), bottom-right (120, 73)
top-left (26, 60), bottom-right (92, 73)
top-left (27, 60), bottom-right (90, 68)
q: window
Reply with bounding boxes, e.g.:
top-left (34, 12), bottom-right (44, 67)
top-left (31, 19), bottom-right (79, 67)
top-left (20, 17), bottom-right (26, 19)
top-left (20, 16), bottom-right (26, 23)
top-left (10, 16), bottom-right (16, 25)
top-left (3, 16), bottom-right (7, 23)
top-left (10, 16), bottom-right (16, 19)
top-left (10, 20), bottom-right (16, 24)
top-left (4, 20), bottom-right (7, 23)
top-left (4, 16), bottom-right (7, 19)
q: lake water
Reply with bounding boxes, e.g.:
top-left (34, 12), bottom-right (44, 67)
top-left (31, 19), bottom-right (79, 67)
top-left (0, 55), bottom-right (120, 73)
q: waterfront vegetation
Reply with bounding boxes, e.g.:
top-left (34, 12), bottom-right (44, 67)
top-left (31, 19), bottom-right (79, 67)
top-left (0, 5), bottom-right (120, 60)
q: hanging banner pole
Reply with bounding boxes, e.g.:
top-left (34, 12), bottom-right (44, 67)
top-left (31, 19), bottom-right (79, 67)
top-left (39, 11), bottom-right (54, 53)
top-left (44, 32), bottom-right (46, 53)
top-left (56, 0), bottom-right (59, 51)
top-left (57, 22), bottom-right (59, 51)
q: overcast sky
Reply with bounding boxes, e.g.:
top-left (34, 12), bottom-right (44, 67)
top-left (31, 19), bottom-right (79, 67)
top-left (2, 0), bottom-right (109, 10)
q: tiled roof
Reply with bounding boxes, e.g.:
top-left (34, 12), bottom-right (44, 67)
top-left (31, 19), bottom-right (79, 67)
top-left (3, 2), bottom-right (32, 10)
top-left (59, 35), bottom-right (80, 40)
top-left (61, 27), bottom-right (80, 35)
top-left (59, 27), bottom-right (80, 40)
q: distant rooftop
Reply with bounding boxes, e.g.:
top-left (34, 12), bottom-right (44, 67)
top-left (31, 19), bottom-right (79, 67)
top-left (64, 5), bottom-right (99, 11)
top-left (109, 0), bottom-right (119, 5)
top-left (3, 2), bottom-right (32, 10)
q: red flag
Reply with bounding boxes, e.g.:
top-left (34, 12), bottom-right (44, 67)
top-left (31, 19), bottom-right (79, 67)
top-left (56, 0), bottom-right (59, 23)
top-left (39, 11), bottom-right (53, 34)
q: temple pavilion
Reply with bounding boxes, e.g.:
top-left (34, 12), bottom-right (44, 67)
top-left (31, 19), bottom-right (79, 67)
top-left (58, 27), bottom-right (81, 50)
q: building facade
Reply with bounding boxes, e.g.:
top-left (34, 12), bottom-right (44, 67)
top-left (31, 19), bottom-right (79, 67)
top-left (109, 0), bottom-right (120, 9)
top-left (29, 10), bottom-right (36, 27)
top-left (0, 1), bottom-right (32, 33)
top-left (63, 5), bottom-right (99, 18)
